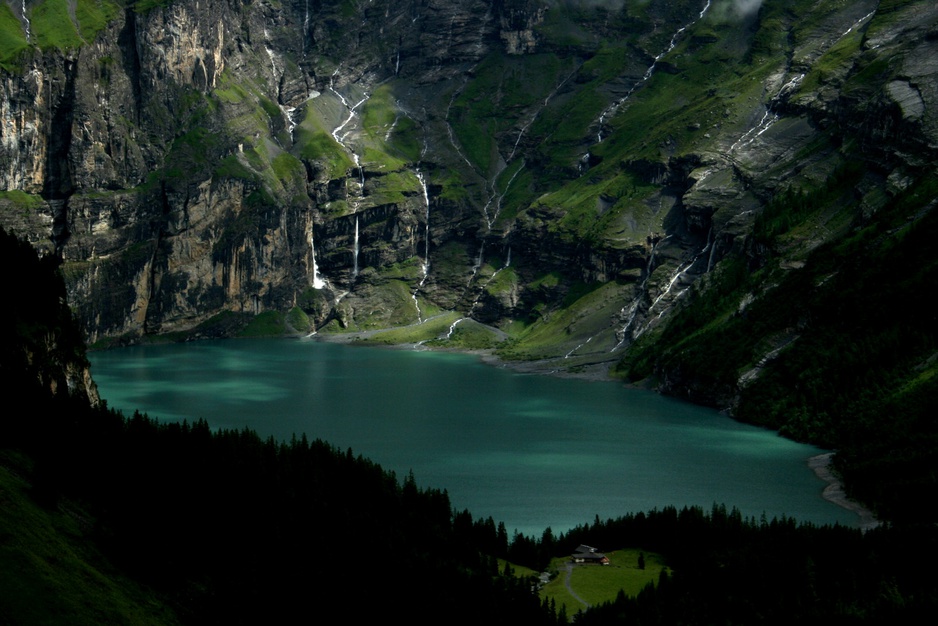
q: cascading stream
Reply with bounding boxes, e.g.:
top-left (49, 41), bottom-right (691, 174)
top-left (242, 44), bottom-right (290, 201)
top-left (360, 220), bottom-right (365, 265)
top-left (445, 317), bottom-right (466, 340)
top-left (729, 73), bottom-right (803, 152)
top-left (595, 0), bottom-right (712, 143)
top-left (467, 250), bottom-right (511, 317)
top-left (308, 221), bottom-right (326, 290)
top-left (303, 0), bottom-right (310, 54)
top-left (608, 235), bottom-right (668, 353)
top-left (22, 0), bottom-right (31, 42)
top-left (410, 133), bottom-right (432, 323)
top-left (841, 10), bottom-right (875, 39)
top-left (565, 232), bottom-right (684, 358)
top-left (329, 75), bottom-right (369, 195)
top-left (630, 234), bottom-right (716, 342)
top-left (730, 9), bottom-right (873, 154)
top-left (508, 67), bottom-right (578, 163)
top-left (417, 170), bottom-right (431, 284)
top-left (352, 216), bottom-right (360, 279)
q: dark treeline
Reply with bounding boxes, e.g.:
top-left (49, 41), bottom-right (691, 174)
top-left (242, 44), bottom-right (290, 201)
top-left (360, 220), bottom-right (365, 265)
top-left (565, 506), bottom-right (938, 624)
top-left (5, 393), bottom-right (559, 624)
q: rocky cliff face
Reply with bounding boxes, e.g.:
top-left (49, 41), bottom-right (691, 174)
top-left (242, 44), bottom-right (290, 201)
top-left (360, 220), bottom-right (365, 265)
top-left (2, 0), bottom-right (936, 377)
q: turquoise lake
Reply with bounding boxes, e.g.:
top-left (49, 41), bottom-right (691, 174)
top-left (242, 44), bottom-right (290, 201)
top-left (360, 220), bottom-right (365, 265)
top-left (88, 338), bottom-right (859, 536)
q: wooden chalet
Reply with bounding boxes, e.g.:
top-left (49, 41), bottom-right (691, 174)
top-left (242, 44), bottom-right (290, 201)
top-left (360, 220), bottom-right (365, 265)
top-left (571, 544), bottom-right (610, 565)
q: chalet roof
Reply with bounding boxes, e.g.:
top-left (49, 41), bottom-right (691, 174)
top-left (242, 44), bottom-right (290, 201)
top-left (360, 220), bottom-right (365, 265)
top-left (572, 544), bottom-right (607, 560)
top-left (573, 544), bottom-right (598, 554)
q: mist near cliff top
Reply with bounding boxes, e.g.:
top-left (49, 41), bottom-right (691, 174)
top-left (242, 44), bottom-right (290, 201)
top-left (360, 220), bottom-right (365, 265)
top-left (546, 0), bottom-right (763, 18)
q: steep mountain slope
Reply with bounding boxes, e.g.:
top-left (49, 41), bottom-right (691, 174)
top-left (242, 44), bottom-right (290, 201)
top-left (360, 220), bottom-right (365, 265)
top-left (2, 1), bottom-right (936, 519)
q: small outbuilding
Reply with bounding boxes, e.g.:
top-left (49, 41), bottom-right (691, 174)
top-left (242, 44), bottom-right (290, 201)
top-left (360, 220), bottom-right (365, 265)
top-left (571, 544), bottom-right (609, 565)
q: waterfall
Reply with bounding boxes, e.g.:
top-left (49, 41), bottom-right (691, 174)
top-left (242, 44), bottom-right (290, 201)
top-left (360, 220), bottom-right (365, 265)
top-left (629, 233), bottom-right (719, 341)
top-left (264, 30), bottom-right (281, 80)
top-left (444, 79), bottom-right (476, 171)
top-left (595, 0), bottom-right (712, 143)
top-left (352, 216), bottom-right (360, 279)
top-left (840, 11), bottom-right (875, 39)
top-left (565, 336), bottom-right (592, 359)
top-left (384, 114), bottom-right (400, 142)
top-left (508, 68), bottom-right (578, 162)
top-left (467, 243), bottom-right (485, 287)
top-left (330, 81), bottom-right (369, 200)
top-left (445, 318), bottom-right (465, 340)
top-left (730, 109), bottom-right (777, 152)
top-left (411, 291), bottom-right (423, 324)
top-left (706, 228), bottom-right (717, 274)
top-left (730, 73), bottom-right (803, 152)
top-left (417, 170), bottom-right (431, 283)
top-left (408, 169), bottom-right (433, 323)
top-left (646, 261), bottom-right (692, 316)
top-left (303, 0), bottom-right (310, 54)
top-left (308, 222), bottom-right (326, 290)
top-left (355, 153), bottom-right (365, 189)
top-left (609, 235), bottom-right (667, 352)
top-left (492, 164), bottom-right (524, 227)
top-left (609, 298), bottom-right (647, 352)
top-left (22, 0), bottom-right (31, 42)
top-left (281, 105), bottom-right (298, 143)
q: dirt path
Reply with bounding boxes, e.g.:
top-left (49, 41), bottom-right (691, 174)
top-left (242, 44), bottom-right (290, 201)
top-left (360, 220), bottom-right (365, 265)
top-left (563, 562), bottom-right (590, 609)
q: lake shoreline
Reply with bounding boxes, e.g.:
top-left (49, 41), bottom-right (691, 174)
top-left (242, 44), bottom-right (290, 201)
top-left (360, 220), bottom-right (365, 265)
top-left (312, 331), bottom-right (881, 531)
top-left (808, 453), bottom-right (881, 531)
top-left (90, 335), bottom-right (867, 531)
top-left (309, 328), bottom-right (624, 383)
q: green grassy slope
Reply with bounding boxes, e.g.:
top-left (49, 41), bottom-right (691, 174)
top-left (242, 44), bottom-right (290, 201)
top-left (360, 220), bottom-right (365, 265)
top-left (0, 460), bottom-right (179, 625)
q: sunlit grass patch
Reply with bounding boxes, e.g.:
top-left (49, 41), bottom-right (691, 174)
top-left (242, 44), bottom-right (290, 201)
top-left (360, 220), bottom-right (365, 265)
top-left (0, 4), bottom-right (29, 67)
top-left (539, 549), bottom-right (667, 618)
top-left (238, 311), bottom-right (287, 337)
top-left (500, 280), bottom-right (626, 360)
top-left (357, 311), bottom-right (462, 345)
top-left (426, 318), bottom-right (505, 350)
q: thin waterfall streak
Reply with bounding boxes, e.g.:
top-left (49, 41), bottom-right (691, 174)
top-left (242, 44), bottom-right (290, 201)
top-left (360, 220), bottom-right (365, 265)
top-left (565, 336), bottom-right (592, 359)
top-left (596, 0), bottom-right (712, 143)
top-left (417, 170), bottom-right (431, 283)
top-left (444, 80), bottom-right (475, 171)
top-left (647, 262), bottom-right (691, 314)
top-left (490, 162), bottom-right (525, 225)
top-left (445, 318), bottom-right (465, 339)
top-left (731, 73), bottom-right (804, 152)
top-left (467, 243), bottom-right (485, 288)
top-left (303, 0), bottom-right (309, 54)
top-left (610, 236), bottom-right (668, 352)
top-left (840, 10), bottom-right (875, 39)
top-left (23, 0), bottom-right (31, 41)
top-left (508, 68), bottom-right (577, 162)
top-left (329, 81), bottom-right (370, 205)
top-left (706, 228), bottom-right (718, 273)
top-left (384, 114), bottom-right (400, 142)
top-left (352, 216), bottom-right (360, 279)
top-left (309, 223), bottom-right (326, 290)
top-left (411, 290), bottom-right (423, 324)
